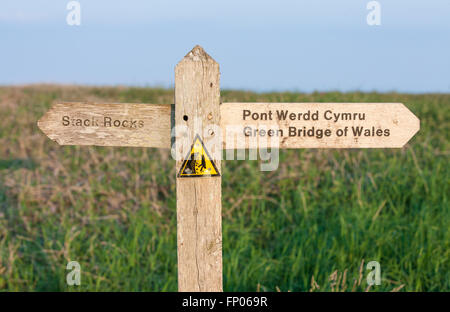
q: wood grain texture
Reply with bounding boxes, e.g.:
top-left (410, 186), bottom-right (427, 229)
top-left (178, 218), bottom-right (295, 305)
top-left (220, 103), bottom-right (420, 149)
top-left (38, 102), bottom-right (420, 150)
top-left (175, 46), bottom-right (222, 292)
top-left (37, 102), bottom-right (172, 148)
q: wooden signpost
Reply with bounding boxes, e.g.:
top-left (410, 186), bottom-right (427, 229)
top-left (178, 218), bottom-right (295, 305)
top-left (38, 45), bottom-right (420, 292)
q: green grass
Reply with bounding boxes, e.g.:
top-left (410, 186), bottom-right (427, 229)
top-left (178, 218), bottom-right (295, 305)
top-left (0, 85), bottom-right (448, 291)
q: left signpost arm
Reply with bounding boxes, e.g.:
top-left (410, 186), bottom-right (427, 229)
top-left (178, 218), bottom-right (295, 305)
top-left (37, 102), bottom-right (172, 148)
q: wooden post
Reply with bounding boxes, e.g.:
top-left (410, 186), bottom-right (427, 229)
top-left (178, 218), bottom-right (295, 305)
top-left (175, 46), bottom-right (223, 291)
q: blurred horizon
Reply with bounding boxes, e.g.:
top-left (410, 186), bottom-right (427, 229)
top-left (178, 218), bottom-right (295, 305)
top-left (1, 0), bottom-right (449, 93)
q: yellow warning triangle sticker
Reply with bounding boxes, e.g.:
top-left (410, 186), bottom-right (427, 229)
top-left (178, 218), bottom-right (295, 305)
top-left (178, 134), bottom-right (220, 178)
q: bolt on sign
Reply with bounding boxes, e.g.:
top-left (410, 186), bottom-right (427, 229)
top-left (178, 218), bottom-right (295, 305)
top-left (38, 45), bottom-right (420, 292)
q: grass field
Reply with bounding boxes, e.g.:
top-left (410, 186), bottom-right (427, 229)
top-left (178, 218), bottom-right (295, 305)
top-left (0, 85), bottom-right (448, 291)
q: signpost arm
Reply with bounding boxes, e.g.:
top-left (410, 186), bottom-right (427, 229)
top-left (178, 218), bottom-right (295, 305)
top-left (175, 46), bottom-right (223, 291)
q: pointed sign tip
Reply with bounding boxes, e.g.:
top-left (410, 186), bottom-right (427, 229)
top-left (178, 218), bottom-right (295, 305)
top-left (192, 44), bottom-right (204, 51)
top-left (37, 117), bottom-right (46, 133)
top-left (180, 45), bottom-right (217, 64)
top-left (399, 103), bottom-right (420, 146)
top-left (188, 44), bottom-right (207, 56)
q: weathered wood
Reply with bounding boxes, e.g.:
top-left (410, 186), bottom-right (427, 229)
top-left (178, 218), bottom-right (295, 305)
top-left (38, 101), bottom-right (420, 150)
top-left (220, 102), bottom-right (420, 149)
top-left (175, 46), bottom-right (222, 291)
top-left (37, 102), bottom-right (172, 148)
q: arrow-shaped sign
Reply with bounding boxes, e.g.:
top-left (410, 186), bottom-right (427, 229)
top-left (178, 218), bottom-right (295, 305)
top-left (221, 102), bottom-right (420, 149)
top-left (38, 102), bottom-right (172, 148)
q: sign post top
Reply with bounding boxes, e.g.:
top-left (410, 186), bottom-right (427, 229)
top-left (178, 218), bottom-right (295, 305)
top-left (177, 45), bottom-right (218, 67)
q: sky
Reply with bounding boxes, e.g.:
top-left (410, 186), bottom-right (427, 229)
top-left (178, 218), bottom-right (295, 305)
top-left (1, 0), bottom-right (449, 93)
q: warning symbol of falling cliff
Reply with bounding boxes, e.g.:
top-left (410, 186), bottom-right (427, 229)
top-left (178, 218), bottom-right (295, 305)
top-left (178, 134), bottom-right (220, 178)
